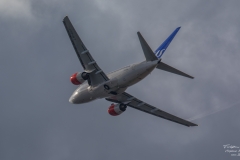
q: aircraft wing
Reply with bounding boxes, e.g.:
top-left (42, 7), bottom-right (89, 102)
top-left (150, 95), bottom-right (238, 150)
top-left (106, 92), bottom-right (197, 127)
top-left (63, 16), bottom-right (109, 86)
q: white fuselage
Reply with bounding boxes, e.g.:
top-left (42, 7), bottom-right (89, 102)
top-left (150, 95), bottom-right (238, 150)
top-left (69, 60), bottom-right (159, 104)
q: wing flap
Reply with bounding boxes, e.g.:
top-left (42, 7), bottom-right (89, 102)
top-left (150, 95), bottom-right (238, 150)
top-left (63, 16), bottom-right (89, 70)
top-left (63, 16), bottom-right (109, 86)
top-left (106, 92), bottom-right (197, 127)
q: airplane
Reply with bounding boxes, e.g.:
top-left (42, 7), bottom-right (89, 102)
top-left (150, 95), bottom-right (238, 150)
top-left (63, 16), bottom-right (197, 127)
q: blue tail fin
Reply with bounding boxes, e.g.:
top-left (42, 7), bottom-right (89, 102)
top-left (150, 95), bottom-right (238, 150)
top-left (155, 27), bottom-right (181, 59)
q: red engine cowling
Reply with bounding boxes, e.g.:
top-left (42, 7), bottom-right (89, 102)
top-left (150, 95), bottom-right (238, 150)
top-left (70, 72), bottom-right (86, 85)
top-left (108, 103), bottom-right (127, 116)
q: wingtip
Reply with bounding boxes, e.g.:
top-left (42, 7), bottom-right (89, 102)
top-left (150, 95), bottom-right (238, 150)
top-left (193, 123), bottom-right (198, 127)
top-left (63, 15), bottom-right (69, 22)
top-left (137, 31), bottom-right (142, 37)
top-left (188, 124), bottom-right (198, 127)
top-left (186, 74), bottom-right (194, 79)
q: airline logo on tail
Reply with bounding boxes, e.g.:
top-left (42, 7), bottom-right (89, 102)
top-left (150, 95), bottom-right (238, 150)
top-left (154, 27), bottom-right (181, 59)
top-left (155, 49), bottom-right (166, 58)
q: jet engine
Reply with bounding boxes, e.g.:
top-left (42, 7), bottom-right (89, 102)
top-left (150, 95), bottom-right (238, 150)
top-left (108, 103), bottom-right (127, 116)
top-left (70, 72), bottom-right (89, 85)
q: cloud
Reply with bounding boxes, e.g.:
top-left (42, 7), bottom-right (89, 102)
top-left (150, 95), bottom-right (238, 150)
top-left (0, 0), bottom-right (33, 19)
top-left (1, 0), bottom-right (240, 160)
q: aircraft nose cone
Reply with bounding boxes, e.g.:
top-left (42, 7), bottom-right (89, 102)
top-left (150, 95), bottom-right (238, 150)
top-left (69, 95), bottom-right (80, 104)
top-left (68, 92), bottom-right (87, 104)
top-left (69, 97), bottom-right (75, 104)
top-left (69, 92), bottom-right (80, 104)
top-left (69, 90), bottom-right (93, 104)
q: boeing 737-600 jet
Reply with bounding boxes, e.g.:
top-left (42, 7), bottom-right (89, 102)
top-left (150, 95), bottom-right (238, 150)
top-left (63, 16), bottom-right (197, 127)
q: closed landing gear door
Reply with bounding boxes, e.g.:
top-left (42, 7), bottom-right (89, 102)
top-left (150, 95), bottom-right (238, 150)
top-left (109, 78), bottom-right (118, 89)
top-left (104, 78), bottom-right (118, 90)
top-left (104, 78), bottom-right (119, 95)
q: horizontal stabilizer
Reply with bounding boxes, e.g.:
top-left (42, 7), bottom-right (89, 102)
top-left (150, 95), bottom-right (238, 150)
top-left (137, 32), bottom-right (158, 61)
top-left (157, 62), bottom-right (194, 79)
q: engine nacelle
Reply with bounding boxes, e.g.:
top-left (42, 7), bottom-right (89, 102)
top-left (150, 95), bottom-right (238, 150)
top-left (108, 103), bottom-right (127, 116)
top-left (70, 72), bottom-right (88, 85)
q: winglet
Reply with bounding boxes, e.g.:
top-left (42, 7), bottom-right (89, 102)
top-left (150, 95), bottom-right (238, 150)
top-left (155, 27), bottom-right (181, 59)
top-left (137, 32), bottom-right (158, 61)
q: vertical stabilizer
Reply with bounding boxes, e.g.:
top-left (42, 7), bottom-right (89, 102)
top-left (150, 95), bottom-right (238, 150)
top-left (155, 27), bottom-right (181, 59)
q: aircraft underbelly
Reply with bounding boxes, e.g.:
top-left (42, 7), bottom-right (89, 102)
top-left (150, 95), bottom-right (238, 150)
top-left (126, 70), bottom-right (152, 86)
top-left (84, 61), bottom-right (158, 100)
top-left (119, 63), bottom-right (156, 87)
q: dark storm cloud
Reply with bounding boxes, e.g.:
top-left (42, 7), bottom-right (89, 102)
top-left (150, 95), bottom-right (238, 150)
top-left (0, 0), bottom-right (240, 159)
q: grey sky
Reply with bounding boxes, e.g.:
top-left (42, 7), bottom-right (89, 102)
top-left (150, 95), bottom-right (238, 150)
top-left (1, 0), bottom-right (240, 159)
